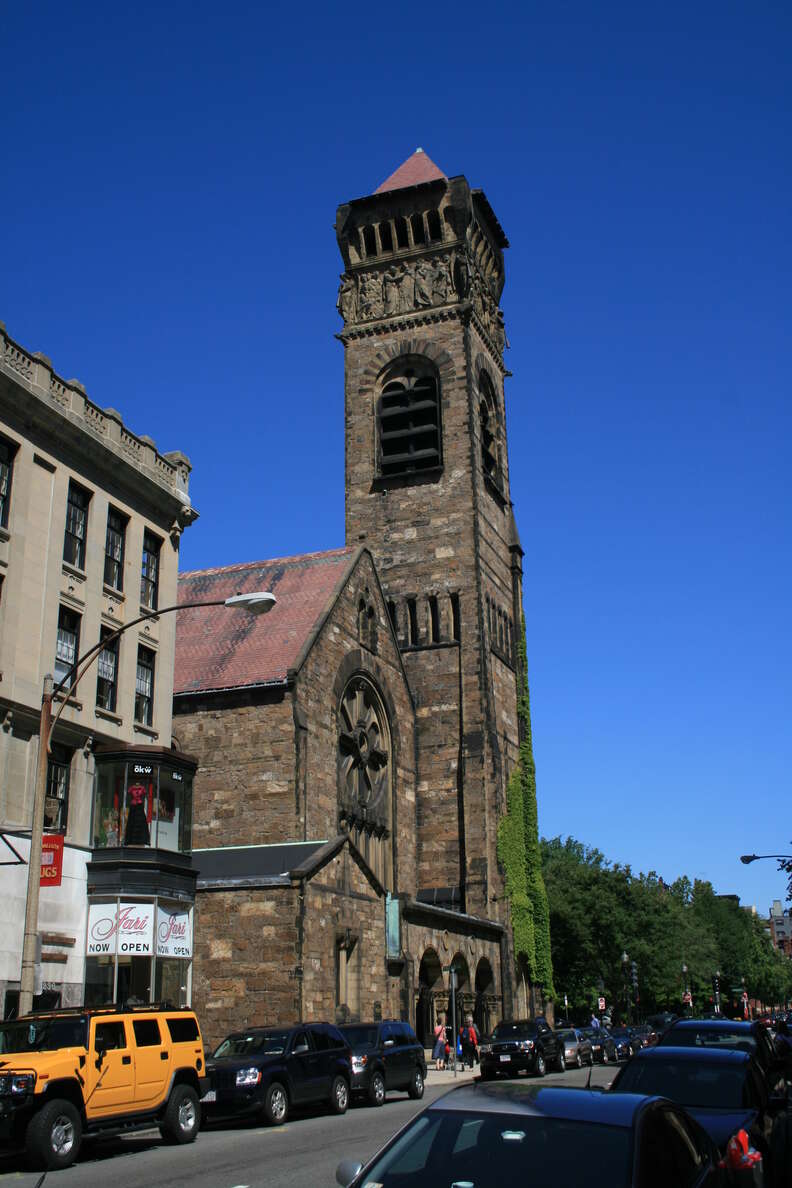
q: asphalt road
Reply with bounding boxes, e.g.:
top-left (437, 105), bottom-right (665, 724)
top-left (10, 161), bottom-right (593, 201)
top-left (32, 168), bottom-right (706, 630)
top-left (0, 1064), bottom-right (614, 1188)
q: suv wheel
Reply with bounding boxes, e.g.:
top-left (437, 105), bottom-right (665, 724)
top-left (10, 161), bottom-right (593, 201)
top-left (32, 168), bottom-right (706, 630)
top-left (26, 1099), bottom-right (83, 1170)
top-left (575, 1051), bottom-right (583, 1068)
top-left (408, 1067), bottom-right (424, 1100)
top-left (368, 1071), bottom-right (386, 1107)
top-left (534, 1053), bottom-right (546, 1077)
top-left (329, 1075), bottom-right (349, 1115)
top-left (160, 1084), bottom-right (200, 1144)
top-left (601, 1050), bottom-right (609, 1064)
top-left (263, 1081), bottom-right (289, 1125)
top-left (556, 1049), bottom-right (566, 1073)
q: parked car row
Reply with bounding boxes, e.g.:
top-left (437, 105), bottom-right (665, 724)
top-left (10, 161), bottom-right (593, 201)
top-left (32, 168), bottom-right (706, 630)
top-left (336, 1012), bottom-right (792, 1187)
top-left (478, 1017), bottom-right (649, 1079)
top-left (0, 1003), bottom-right (426, 1171)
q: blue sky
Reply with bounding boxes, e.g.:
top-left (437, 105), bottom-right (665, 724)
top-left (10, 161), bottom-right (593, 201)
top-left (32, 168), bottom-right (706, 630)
top-left (3, 2), bottom-right (790, 915)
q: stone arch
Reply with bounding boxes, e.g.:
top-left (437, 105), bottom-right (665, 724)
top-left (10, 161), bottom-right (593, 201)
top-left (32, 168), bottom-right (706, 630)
top-left (416, 947), bottom-right (444, 1047)
top-left (448, 952), bottom-right (471, 1032)
top-left (474, 957), bottom-right (497, 1037)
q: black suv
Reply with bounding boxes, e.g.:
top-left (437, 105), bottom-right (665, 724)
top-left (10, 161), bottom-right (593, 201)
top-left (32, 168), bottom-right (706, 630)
top-left (202, 1022), bottom-right (351, 1125)
top-left (479, 1017), bottom-right (564, 1079)
top-left (338, 1020), bottom-right (426, 1106)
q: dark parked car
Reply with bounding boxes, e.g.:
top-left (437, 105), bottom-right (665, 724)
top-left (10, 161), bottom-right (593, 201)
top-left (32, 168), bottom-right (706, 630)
top-left (609, 1026), bottom-right (638, 1060)
top-left (335, 1081), bottom-right (725, 1187)
top-left (582, 1026), bottom-right (617, 1064)
top-left (610, 1045), bottom-right (787, 1163)
top-left (338, 1020), bottom-right (425, 1106)
top-left (657, 1017), bottom-right (780, 1086)
top-left (630, 1023), bottom-right (658, 1048)
top-left (202, 1022), bottom-right (352, 1125)
top-left (479, 1017), bottom-right (565, 1078)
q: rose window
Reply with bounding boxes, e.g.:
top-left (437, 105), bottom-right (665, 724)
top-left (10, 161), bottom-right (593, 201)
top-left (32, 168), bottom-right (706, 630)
top-left (338, 678), bottom-right (390, 833)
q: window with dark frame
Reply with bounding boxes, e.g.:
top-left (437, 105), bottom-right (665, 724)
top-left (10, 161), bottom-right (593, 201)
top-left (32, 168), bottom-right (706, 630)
top-left (378, 365), bottom-right (441, 478)
top-left (140, 531), bottom-right (161, 610)
top-left (44, 743), bottom-right (71, 834)
top-left (135, 645), bottom-right (155, 725)
top-left (54, 606), bottom-right (81, 688)
top-left (0, 438), bottom-right (16, 530)
top-left (479, 371), bottom-right (503, 493)
top-left (104, 507), bottom-right (126, 590)
top-left (96, 627), bottom-right (119, 713)
top-left (63, 482), bottom-right (90, 569)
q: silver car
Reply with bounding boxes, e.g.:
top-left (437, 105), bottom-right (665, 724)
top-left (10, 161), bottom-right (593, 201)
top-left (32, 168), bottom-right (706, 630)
top-left (556, 1027), bottom-right (593, 1068)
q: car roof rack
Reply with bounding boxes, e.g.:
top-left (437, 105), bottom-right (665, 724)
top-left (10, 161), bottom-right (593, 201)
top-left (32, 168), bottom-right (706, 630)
top-left (15, 1001), bottom-right (192, 1019)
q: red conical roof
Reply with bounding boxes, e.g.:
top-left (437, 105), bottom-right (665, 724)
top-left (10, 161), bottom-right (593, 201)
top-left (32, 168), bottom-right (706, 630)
top-left (374, 148), bottom-right (447, 194)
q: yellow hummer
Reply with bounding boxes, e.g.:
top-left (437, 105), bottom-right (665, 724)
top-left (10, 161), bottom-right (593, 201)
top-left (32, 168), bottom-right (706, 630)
top-left (0, 1003), bottom-right (207, 1170)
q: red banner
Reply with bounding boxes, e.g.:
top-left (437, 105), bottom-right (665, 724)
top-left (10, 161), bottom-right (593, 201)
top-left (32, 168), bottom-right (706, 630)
top-left (40, 833), bottom-right (64, 887)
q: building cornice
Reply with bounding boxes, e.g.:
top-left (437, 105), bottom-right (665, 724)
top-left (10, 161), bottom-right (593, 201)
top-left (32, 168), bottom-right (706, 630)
top-left (0, 324), bottom-right (198, 529)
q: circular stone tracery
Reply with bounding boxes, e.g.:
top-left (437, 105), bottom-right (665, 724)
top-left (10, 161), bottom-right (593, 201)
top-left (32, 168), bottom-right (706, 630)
top-left (338, 678), bottom-right (390, 829)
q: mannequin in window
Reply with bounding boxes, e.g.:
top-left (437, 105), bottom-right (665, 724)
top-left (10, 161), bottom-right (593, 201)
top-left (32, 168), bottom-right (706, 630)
top-left (124, 783), bottom-right (150, 846)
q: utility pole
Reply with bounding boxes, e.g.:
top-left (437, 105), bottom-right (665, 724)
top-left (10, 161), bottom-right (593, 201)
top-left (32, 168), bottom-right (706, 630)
top-left (19, 675), bottom-right (53, 1016)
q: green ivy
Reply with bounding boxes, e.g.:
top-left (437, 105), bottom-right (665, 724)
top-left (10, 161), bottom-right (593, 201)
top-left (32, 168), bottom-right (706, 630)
top-left (497, 616), bottom-right (555, 998)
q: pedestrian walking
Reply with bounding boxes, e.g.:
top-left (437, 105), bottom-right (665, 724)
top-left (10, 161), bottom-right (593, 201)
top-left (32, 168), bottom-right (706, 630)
top-left (432, 1014), bottom-right (447, 1070)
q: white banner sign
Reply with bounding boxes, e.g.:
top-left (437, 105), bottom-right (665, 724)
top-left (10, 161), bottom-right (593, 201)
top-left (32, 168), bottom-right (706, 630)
top-left (156, 905), bottom-right (193, 959)
top-left (86, 902), bottom-right (154, 956)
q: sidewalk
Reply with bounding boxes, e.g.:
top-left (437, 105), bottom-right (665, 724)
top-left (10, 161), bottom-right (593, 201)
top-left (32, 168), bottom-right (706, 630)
top-left (424, 1051), bottom-right (480, 1086)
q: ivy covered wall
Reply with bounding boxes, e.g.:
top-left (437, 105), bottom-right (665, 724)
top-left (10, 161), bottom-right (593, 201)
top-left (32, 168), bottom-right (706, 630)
top-left (497, 616), bottom-right (555, 999)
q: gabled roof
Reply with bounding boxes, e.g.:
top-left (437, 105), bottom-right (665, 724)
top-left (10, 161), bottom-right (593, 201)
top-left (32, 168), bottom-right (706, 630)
top-left (193, 834), bottom-right (385, 896)
top-left (175, 547), bottom-right (357, 695)
top-left (374, 148), bottom-right (447, 194)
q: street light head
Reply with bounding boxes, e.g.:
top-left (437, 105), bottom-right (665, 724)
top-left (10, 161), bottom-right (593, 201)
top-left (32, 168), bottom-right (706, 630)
top-left (223, 591), bottom-right (277, 616)
top-left (621, 951), bottom-right (629, 964)
top-left (740, 854), bottom-right (758, 865)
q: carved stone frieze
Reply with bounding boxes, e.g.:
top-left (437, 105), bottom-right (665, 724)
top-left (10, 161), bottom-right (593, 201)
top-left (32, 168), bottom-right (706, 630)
top-left (337, 248), bottom-right (507, 357)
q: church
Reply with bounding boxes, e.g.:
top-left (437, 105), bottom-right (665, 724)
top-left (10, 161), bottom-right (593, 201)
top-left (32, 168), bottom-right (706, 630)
top-left (173, 150), bottom-right (533, 1048)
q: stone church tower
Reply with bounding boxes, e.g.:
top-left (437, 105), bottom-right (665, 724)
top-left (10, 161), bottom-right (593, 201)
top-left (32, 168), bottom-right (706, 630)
top-left (336, 149), bottom-right (524, 928)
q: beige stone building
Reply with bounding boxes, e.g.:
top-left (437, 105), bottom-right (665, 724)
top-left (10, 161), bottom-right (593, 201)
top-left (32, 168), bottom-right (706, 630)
top-left (0, 323), bottom-right (198, 1014)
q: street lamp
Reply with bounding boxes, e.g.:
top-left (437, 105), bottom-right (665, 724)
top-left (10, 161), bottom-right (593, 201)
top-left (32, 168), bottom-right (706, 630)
top-left (682, 963), bottom-right (690, 1013)
top-left (19, 590), bottom-right (276, 1014)
top-left (621, 952), bottom-right (630, 1025)
top-left (740, 854), bottom-right (792, 864)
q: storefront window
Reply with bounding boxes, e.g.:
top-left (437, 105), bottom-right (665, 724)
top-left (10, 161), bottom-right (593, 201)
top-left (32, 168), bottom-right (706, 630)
top-left (84, 957), bottom-right (115, 1007)
top-left (84, 898), bottom-right (193, 1007)
top-left (92, 756), bottom-right (193, 852)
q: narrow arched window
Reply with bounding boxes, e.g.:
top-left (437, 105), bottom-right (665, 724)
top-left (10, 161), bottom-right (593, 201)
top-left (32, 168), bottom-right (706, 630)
top-left (378, 360), bottom-right (441, 478)
top-left (479, 370), bottom-right (503, 493)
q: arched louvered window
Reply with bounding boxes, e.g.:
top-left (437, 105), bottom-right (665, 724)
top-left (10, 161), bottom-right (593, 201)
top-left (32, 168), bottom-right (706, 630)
top-left (479, 370), bottom-right (503, 493)
top-left (378, 361), bottom-right (442, 478)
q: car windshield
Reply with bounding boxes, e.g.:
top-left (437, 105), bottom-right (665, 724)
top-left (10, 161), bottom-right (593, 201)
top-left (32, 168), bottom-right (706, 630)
top-left (342, 1025), bottom-right (379, 1046)
top-left (0, 1016), bottom-right (87, 1053)
top-left (491, 1022), bottom-right (536, 1039)
top-left (213, 1029), bottom-right (291, 1058)
top-left (557, 1030), bottom-right (577, 1042)
top-left (359, 1108), bottom-right (633, 1187)
top-left (614, 1059), bottom-right (745, 1109)
top-left (611, 1030), bottom-right (630, 1039)
top-left (662, 1028), bottom-right (756, 1054)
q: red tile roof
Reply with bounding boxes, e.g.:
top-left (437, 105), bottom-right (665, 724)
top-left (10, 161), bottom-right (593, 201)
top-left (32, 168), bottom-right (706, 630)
top-left (374, 148), bottom-right (446, 194)
top-left (175, 547), bottom-right (357, 694)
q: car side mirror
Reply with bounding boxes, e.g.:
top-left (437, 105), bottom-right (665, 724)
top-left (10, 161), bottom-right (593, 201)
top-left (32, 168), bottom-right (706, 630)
top-left (383, 1039), bottom-right (395, 1047)
top-left (336, 1159), bottom-right (364, 1186)
top-left (293, 1043), bottom-right (309, 1055)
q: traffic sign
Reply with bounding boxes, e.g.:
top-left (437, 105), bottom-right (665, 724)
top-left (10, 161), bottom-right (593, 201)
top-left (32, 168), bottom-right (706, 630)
top-left (598, 996), bottom-right (606, 1011)
top-left (682, 990), bottom-right (692, 1005)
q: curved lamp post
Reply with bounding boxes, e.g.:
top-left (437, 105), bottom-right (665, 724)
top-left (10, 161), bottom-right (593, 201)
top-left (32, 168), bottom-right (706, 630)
top-left (20, 590), bottom-right (276, 1014)
top-left (740, 854), bottom-right (792, 864)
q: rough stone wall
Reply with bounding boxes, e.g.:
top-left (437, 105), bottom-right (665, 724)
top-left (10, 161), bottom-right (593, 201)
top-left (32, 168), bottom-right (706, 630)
top-left (174, 698), bottom-right (297, 849)
top-left (341, 315), bottom-right (519, 926)
top-left (293, 550), bottom-right (417, 893)
top-left (192, 886), bottom-right (300, 1049)
top-left (301, 847), bottom-right (396, 1022)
